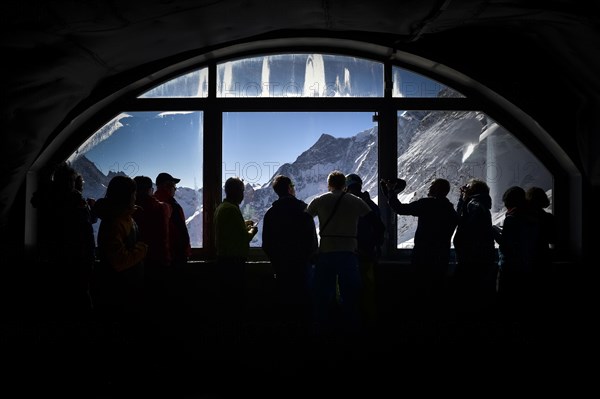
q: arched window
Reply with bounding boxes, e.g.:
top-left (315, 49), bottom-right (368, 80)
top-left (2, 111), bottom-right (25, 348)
top-left (64, 49), bottom-right (553, 258)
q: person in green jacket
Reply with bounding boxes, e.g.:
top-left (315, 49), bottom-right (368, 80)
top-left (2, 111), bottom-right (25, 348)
top-left (214, 177), bottom-right (258, 331)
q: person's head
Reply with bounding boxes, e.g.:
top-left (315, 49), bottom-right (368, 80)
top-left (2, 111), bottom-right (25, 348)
top-left (272, 175), bottom-right (295, 197)
top-left (463, 178), bottom-right (489, 198)
top-left (345, 173), bottom-right (363, 194)
top-left (134, 176), bottom-right (153, 196)
top-left (224, 177), bottom-right (245, 204)
top-left (526, 186), bottom-right (550, 209)
top-left (74, 174), bottom-right (84, 193)
top-left (52, 162), bottom-right (78, 193)
top-left (428, 178), bottom-right (450, 198)
top-left (327, 170), bottom-right (346, 191)
top-left (155, 172), bottom-right (180, 197)
top-left (502, 186), bottom-right (526, 209)
top-left (105, 175), bottom-right (137, 211)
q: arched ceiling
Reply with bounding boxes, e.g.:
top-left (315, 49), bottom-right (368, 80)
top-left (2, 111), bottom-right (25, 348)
top-left (1, 0), bottom-right (599, 248)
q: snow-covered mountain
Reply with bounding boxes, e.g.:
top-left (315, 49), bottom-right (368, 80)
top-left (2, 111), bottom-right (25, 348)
top-left (240, 126), bottom-right (380, 246)
top-left (75, 104), bottom-right (552, 249)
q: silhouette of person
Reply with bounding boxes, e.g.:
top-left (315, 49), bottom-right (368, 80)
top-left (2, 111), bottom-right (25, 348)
top-left (344, 173), bottom-right (385, 331)
top-left (214, 177), bottom-right (258, 332)
top-left (74, 172), bottom-right (97, 223)
top-left (384, 178), bottom-right (458, 320)
top-left (133, 176), bottom-right (171, 269)
top-left (92, 175), bottom-right (148, 322)
top-left (30, 162), bottom-right (96, 319)
top-left (493, 186), bottom-right (542, 322)
top-left (262, 175), bottom-right (318, 332)
top-left (154, 172), bottom-right (191, 267)
top-left (525, 186), bottom-right (556, 315)
top-left (74, 173), bottom-right (83, 192)
top-left (306, 170), bottom-right (373, 337)
top-left (133, 175), bottom-right (171, 317)
top-left (452, 178), bottom-right (497, 319)
top-left (526, 186), bottom-right (555, 266)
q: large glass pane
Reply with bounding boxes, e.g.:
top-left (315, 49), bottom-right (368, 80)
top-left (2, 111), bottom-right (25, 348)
top-left (138, 68), bottom-right (209, 98)
top-left (222, 112), bottom-right (378, 247)
top-left (395, 110), bottom-right (552, 248)
top-left (68, 111), bottom-right (204, 247)
top-left (392, 67), bottom-right (464, 98)
top-left (217, 54), bottom-right (384, 97)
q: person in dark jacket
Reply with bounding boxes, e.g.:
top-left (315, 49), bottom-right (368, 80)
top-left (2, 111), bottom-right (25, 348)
top-left (384, 178), bottom-right (458, 319)
top-left (30, 162), bottom-right (96, 319)
top-left (494, 186), bottom-right (543, 322)
top-left (345, 173), bottom-right (385, 330)
top-left (525, 186), bottom-right (556, 316)
top-left (525, 186), bottom-right (555, 268)
top-left (133, 176), bottom-right (171, 268)
top-left (133, 175), bottom-right (171, 318)
top-left (262, 175), bottom-right (318, 331)
top-left (452, 178), bottom-right (497, 318)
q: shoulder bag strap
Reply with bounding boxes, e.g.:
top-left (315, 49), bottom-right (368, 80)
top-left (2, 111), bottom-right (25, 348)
top-left (319, 192), bottom-right (346, 235)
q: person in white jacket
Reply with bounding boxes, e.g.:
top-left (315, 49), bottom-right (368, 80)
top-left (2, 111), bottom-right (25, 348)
top-left (306, 170), bottom-right (373, 337)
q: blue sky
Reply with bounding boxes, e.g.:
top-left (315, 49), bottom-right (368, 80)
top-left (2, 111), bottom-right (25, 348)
top-left (84, 111), bottom-right (375, 188)
top-left (84, 112), bottom-right (203, 189)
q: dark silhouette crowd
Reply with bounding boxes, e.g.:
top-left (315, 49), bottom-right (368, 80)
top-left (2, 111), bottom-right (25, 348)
top-left (30, 161), bottom-right (556, 342)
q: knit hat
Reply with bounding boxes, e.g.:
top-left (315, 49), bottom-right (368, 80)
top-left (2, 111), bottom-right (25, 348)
top-left (345, 173), bottom-right (363, 188)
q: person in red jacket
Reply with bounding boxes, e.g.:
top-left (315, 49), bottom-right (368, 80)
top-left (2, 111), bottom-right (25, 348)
top-left (133, 176), bottom-right (171, 317)
top-left (133, 176), bottom-right (171, 268)
top-left (153, 172), bottom-right (192, 267)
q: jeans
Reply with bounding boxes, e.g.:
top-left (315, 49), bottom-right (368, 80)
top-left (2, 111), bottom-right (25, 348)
top-left (314, 251), bottom-right (362, 336)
